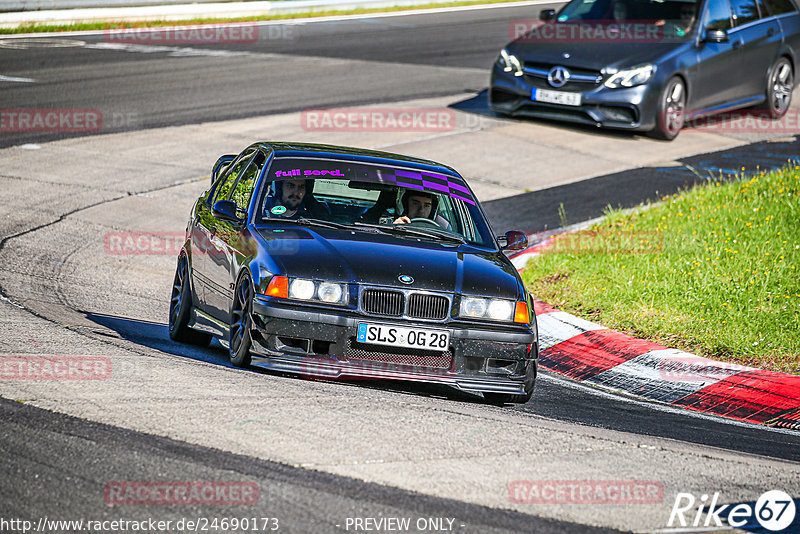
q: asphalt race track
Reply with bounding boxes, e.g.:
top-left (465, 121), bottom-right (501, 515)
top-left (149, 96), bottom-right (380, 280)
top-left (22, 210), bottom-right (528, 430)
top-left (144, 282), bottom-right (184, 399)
top-left (1, 3), bottom-right (800, 532)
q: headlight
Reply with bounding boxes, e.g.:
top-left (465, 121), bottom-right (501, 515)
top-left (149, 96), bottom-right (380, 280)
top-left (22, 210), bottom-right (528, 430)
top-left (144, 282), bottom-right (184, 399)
top-left (461, 297), bottom-right (489, 318)
top-left (497, 49), bottom-right (523, 77)
top-left (317, 282), bottom-right (343, 303)
top-left (460, 296), bottom-right (521, 322)
top-left (604, 64), bottom-right (655, 88)
top-left (281, 278), bottom-right (347, 305)
top-left (487, 299), bottom-right (514, 321)
top-left (289, 278), bottom-right (315, 300)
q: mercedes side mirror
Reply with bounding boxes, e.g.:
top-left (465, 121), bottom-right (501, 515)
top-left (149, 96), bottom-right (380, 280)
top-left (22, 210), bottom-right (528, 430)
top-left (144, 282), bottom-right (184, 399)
top-left (703, 28), bottom-right (729, 43)
top-left (540, 9), bottom-right (556, 20)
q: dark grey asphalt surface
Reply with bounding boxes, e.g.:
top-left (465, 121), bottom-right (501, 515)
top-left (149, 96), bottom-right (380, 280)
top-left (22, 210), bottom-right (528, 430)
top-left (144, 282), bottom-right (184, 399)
top-left (0, 397), bottom-right (614, 534)
top-left (0, 3), bottom-right (561, 148)
top-left (82, 313), bottom-right (800, 464)
top-left (1, 4), bottom-right (799, 532)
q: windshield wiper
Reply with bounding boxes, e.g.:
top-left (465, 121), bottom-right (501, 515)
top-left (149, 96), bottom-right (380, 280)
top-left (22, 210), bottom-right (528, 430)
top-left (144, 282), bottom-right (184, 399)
top-left (263, 217), bottom-right (351, 230)
top-left (353, 222), bottom-right (465, 244)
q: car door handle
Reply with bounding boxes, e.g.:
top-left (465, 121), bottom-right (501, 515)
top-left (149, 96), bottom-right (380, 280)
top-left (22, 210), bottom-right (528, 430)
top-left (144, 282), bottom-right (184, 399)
top-left (767, 27), bottom-right (776, 37)
top-left (732, 39), bottom-right (743, 49)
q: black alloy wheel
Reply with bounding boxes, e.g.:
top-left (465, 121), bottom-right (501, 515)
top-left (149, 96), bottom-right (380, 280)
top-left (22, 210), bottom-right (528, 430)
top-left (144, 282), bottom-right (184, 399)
top-left (169, 255), bottom-right (211, 346)
top-left (229, 274), bottom-right (254, 368)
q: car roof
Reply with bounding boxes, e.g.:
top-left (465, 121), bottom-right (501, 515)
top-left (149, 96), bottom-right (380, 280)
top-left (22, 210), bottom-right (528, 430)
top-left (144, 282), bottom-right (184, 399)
top-left (254, 141), bottom-right (462, 179)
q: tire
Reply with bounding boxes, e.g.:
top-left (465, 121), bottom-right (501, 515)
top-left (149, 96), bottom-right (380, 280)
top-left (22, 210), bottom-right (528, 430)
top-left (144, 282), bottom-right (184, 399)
top-left (649, 76), bottom-right (686, 141)
top-left (229, 274), bottom-right (254, 368)
top-left (484, 361), bottom-right (536, 405)
top-left (169, 255), bottom-right (212, 346)
top-left (766, 57), bottom-right (793, 119)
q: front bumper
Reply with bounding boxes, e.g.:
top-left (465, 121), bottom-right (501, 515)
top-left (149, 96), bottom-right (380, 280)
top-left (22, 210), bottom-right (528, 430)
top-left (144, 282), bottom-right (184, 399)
top-left (490, 64), bottom-right (660, 132)
top-left (250, 296), bottom-right (538, 396)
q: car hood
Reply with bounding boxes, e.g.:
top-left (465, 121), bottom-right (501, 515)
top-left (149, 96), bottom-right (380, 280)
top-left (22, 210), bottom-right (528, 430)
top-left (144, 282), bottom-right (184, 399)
top-left (255, 226), bottom-right (522, 299)
top-left (507, 38), bottom-right (682, 71)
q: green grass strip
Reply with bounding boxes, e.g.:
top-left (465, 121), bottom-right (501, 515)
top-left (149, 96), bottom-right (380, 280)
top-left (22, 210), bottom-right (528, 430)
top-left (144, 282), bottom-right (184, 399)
top-left (523, 164), bottom-right (800, 374)
top-left (0, 0), bottom-right (523, 34)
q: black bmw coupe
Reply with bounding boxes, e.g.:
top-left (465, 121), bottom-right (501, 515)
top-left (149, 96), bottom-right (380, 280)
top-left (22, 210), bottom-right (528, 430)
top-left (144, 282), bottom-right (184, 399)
top-left (491, 0), bottom-right (800, 139)
top-left (169, 142), bottom-right (538, 404)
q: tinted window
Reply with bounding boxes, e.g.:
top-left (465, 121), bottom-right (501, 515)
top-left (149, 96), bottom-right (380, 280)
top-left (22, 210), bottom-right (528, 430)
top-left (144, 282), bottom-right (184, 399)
top-left (229, 152), bottom-right (266, 211)
top-left (762, 0), bottom-right (798, 14)
top-left (212, 157), bottom-right (251, 206)
top-left (730, 0), bottom-right (762, 23)
top-left (703, 0), bottom-right (734, 29)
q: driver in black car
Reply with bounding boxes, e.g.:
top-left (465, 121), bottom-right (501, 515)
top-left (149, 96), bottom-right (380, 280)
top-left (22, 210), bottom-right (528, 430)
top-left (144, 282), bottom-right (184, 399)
top-left (393, 190), bottom-right (451, 230)
top-left (263, 179), bottom-right (329, 219)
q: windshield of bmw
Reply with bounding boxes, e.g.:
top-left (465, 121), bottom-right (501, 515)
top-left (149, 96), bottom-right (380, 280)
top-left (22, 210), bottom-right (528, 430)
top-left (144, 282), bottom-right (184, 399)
top-left (554, 0), bottom-right (698, 37)
top-left (256, 157), bottom-right (496, 247)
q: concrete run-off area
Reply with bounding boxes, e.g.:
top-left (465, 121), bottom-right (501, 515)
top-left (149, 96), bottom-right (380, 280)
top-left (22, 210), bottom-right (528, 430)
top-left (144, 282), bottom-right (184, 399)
top-left (1, 94), bottom-right (799, 532)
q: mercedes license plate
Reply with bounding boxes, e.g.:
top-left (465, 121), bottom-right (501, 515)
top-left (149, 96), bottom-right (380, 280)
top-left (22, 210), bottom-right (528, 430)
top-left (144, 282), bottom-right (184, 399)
top-left (357, 323), bottom-right (450, 351)
top-left (532, 88), bottom-right (582, 106)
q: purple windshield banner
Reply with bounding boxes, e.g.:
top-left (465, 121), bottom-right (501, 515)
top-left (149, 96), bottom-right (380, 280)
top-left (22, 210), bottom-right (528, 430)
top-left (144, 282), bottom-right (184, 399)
top-left (269, 158), bottom-right (477, 205)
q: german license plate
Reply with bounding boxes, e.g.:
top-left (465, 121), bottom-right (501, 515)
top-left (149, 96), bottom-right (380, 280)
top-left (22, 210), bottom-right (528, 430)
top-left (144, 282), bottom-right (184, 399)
top-left (357, 323), bottom-right (450, 350)
top-left (532, 88), bottom-right (582, 106)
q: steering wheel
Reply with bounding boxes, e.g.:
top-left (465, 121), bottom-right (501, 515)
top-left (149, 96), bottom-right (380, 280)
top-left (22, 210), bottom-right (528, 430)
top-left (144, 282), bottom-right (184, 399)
top-left (408, 217), bottom-right (442, 228)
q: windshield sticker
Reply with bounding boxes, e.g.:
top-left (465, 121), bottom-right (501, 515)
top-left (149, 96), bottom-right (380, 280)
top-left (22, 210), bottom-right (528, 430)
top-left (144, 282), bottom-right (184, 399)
top-left (269, 159), bottom-right (476, 205)
top-left (275, 169), bottom-right (345, 178)
top-left (270, 205), bottom-right (287, 215)
top-left (370, 168), bottom-right (476, 205)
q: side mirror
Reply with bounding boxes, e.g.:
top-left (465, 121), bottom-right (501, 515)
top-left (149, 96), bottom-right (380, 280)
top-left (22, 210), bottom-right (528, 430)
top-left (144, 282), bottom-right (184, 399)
top-left (212, 200), bottom-right (243, 224)
top-left (212, 154), bottom-right (237, 181)
top-left (703, 28), bottom-right (729, 43)
top-left (500, 230), bottom-right (528, 252)
top-left (540, 8), bottom-right (556, 20)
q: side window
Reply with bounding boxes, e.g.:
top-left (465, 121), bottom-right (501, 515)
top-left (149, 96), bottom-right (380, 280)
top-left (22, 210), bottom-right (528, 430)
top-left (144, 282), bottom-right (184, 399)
top-left (762, 0), bottom-right (797, 14)
top-left (229, 151), bottom-right (266, 211)
top-left (730, 0), bottom-right (762, 23)
top-left (211, 156), bottom-right (251, 206)
top-left (703, 0), bottom-right (734, 29)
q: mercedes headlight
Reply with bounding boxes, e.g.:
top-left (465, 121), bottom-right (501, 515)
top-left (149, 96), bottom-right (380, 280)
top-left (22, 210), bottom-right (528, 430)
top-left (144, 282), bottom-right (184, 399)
top-left (497, 49), bottom-right (523, 77)
top-left (604, 64), bottom-right (655, 88)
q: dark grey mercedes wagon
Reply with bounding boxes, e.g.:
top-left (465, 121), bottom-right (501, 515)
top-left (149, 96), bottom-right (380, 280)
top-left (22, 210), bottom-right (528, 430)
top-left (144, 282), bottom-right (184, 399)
top-left (491, 0), bottom-right (800, 139)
